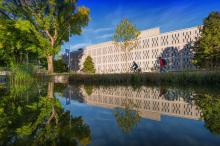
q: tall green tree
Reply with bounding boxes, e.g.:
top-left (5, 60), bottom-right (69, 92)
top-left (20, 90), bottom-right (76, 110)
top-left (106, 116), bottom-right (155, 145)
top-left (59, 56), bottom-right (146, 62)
top-left (54, 58), bottom-right (68, 73)
top-left (82, 56), bottom-right (96, 74)
top-left (0, 0), bottom-right (90, 74)
top-left (192, 12), bottom-right (220, 68)
top-left (0, 19), bottom-right (40, 66)
top-left (113, 18), bottom-right (140, 72)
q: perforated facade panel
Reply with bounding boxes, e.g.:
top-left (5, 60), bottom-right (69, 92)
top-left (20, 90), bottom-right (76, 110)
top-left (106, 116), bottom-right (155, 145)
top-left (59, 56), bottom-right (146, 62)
top-left (78, 26), bottom-right (202, 73)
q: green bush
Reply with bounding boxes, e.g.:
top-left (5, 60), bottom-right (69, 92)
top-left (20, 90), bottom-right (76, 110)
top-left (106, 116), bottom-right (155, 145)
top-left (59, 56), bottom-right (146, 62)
top-left (54, 58), bottom-right (68, 73)
top-left (82, 56), bottom-right (95, 74)
top-left (9, 64), bottom-right (33, 82)
top-left (68, 71), bottom-right (220, 87)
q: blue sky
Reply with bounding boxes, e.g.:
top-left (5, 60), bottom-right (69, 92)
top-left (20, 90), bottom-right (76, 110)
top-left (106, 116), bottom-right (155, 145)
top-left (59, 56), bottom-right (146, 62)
top-left (61, 0), bottom-right (220, 53)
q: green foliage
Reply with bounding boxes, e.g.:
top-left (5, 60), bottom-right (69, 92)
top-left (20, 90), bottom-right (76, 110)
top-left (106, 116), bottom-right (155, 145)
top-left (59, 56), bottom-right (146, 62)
top-left (0, 19), bottom-right (40, 65)
top-left (113, 98), bottom-right (141, 133)
top-left (195, 94), bottom-right (220, 135)
top-left (113, 18), bottom-right (140, 72)
top-left (15, 19), bottom-right (31, 33)
top-left (83, 85), bottom-right (93, 96)
top-left (54, 58), bottom-right (68, 73)
top-left (69, 71), bottom-right (220, 87)
top-left (0, 81), bottom-right (91, 145)
top-left (114, 107), bottom-right (141, 133)
top-left (0, 0), bottom-right (90, 73)
top-left (113, 18), bottom-right (140, 47)
top-left (82, 56), bottom-right (96, 74)
top-left (9, 64), bottom-right (34, 82)
top-left (192, 12), bottom-right (220, 68)
top-left (130, 74), bottom-right (141, 84)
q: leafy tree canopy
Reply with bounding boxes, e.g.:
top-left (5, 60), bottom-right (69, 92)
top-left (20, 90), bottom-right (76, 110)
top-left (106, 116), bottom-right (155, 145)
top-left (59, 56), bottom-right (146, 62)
top-left (0, 19), bottom-right (41, 65)
top-left (54, 57), bottom-right (68, 73)
top-left (0, 0), bottom-right (90, 73)
top-left (113, 18), bottom-right (140, 72)
top-left (113, 18), bottom-right (140, 51)
top-left (192, 12), bottom-right (220, 68)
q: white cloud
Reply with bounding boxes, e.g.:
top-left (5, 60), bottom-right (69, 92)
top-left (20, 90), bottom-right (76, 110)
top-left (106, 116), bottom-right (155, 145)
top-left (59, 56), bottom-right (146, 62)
top-left (70, 43), bottom-right (90, 50)
top-left (94, 27), bottom-right (113, 33)
top-left (96, 33), bottom-right (113, 39)
top-left (85, 27), bottom-right (113, 33)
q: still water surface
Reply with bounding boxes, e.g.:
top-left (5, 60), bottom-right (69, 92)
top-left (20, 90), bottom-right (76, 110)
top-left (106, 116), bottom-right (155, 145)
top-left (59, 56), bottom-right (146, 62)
top-left (0, 80), bottom-right (220, 146)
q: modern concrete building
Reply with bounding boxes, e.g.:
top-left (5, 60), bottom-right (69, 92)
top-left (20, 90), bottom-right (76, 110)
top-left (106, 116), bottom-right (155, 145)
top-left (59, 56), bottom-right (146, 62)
top-left (66, 26), bottom-right (202, 73)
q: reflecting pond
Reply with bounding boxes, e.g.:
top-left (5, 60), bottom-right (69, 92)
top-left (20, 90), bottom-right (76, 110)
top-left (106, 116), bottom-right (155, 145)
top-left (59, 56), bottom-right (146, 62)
top-left (0, 80), bottom-right (220, 146)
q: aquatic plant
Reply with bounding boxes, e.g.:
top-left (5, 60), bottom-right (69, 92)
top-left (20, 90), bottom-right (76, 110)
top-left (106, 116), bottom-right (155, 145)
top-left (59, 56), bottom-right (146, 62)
top-left (9, 64), bottom-right (34, 83)
top-left (68, 71), bottom-right (220, 87)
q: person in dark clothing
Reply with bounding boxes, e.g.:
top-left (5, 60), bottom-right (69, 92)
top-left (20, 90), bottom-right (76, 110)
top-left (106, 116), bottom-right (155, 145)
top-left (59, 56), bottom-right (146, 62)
top-left (159, 87), bottom-right (167, 97)
top-left (159, 57), bottom-right (166, 72)
top-left (131, 61), bottom-right (138, 72)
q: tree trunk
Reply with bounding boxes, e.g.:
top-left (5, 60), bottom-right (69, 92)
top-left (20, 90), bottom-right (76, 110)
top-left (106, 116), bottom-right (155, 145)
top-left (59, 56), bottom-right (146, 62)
top-left (47, 81), bottom-right (54, 99)
top-left (47, 82), bottom-right (58, 124)
top-left (47, 55), bottom-right (54, 74)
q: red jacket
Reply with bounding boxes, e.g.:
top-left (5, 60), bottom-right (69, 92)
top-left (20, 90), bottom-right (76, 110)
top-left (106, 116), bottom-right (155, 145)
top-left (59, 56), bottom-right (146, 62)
top-left (160, 58), bottom-right (165, 67)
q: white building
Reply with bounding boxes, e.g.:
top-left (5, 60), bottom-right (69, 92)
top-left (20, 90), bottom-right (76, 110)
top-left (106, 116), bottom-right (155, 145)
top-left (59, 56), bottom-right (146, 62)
top-left (73, 26), bottom-right (202, 73)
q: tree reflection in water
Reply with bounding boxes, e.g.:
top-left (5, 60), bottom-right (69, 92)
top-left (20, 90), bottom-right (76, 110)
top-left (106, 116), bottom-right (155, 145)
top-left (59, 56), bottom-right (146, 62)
top-left (113, 91), bottom-right (141, 134)
top-left (195, 94), bottom-right (220, 135)
top-left (160, 86), bottom-right (220, 135)
top-left (114, 107), bottom-right (141, 134)
top-left (0, 81), bottom-right (91, 146)
top-left (83, 85), bottom-right (94, 96)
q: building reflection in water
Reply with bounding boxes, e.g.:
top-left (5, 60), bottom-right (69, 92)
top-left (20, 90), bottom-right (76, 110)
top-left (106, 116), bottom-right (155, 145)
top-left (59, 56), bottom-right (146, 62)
top-left (65, 85), bottom-right (200, 121)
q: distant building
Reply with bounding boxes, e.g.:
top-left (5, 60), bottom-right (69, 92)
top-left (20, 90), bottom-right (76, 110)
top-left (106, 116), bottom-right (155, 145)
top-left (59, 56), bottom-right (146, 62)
top-left (63, 48), bottom-right (84, 72)
top-left (64, 26), bottom-right (202, 73)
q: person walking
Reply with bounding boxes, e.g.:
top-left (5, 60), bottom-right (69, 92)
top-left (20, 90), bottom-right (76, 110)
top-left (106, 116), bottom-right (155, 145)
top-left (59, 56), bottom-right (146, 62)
top-left (159, 57), bottom-right (166, 72)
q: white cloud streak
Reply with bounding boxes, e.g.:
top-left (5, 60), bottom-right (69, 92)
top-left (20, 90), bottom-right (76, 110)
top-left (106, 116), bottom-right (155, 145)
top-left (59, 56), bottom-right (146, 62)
top-left (85, 27), bottom-right (113, 33)
top-left (70, 43), bottom-right (90, 50)
top-left (94, 27), bottom-right (113, 33)
top-left (96, 33), bottom-right (113, 39)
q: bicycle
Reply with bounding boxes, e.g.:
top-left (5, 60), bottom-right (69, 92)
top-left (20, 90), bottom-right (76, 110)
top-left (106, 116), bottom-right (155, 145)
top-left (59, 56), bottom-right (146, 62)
top-left (130, 66), bottom-right (142, 73)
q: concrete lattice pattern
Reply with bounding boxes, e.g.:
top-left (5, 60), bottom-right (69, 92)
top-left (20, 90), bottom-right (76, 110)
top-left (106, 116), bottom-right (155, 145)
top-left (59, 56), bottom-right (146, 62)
top-left (66, 26), bottom-right (202, 73)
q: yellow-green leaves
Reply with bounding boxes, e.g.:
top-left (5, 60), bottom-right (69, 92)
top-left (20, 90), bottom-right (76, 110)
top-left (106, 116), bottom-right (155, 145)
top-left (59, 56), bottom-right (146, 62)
top-left (0, 42), bottom-right (3, 49)
top-left (78, 6), bottom-right (90, 16)
top-left (113, 18), bottom-right (140, 52)
top-left (192, 12), bottom-right (220, 68)
top-left (15, 19), bottom-right (31, 33)
top-left (113, 18), bottom-right (140, 43)
top-left (16, 123), bottom-right (32, 137)
top-left (113, 18), bottom-right (140, 72)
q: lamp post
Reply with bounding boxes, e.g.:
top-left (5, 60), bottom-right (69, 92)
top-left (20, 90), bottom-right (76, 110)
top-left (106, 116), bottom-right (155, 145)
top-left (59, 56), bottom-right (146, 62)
top-left (68, 51), bottom-right (71, 72)
top-left (26, 52), bottom-right (29, 70)
top-left (20, 52), bottom-right (28, 70)
top-left (68, 24), bottom-right (71, 73)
